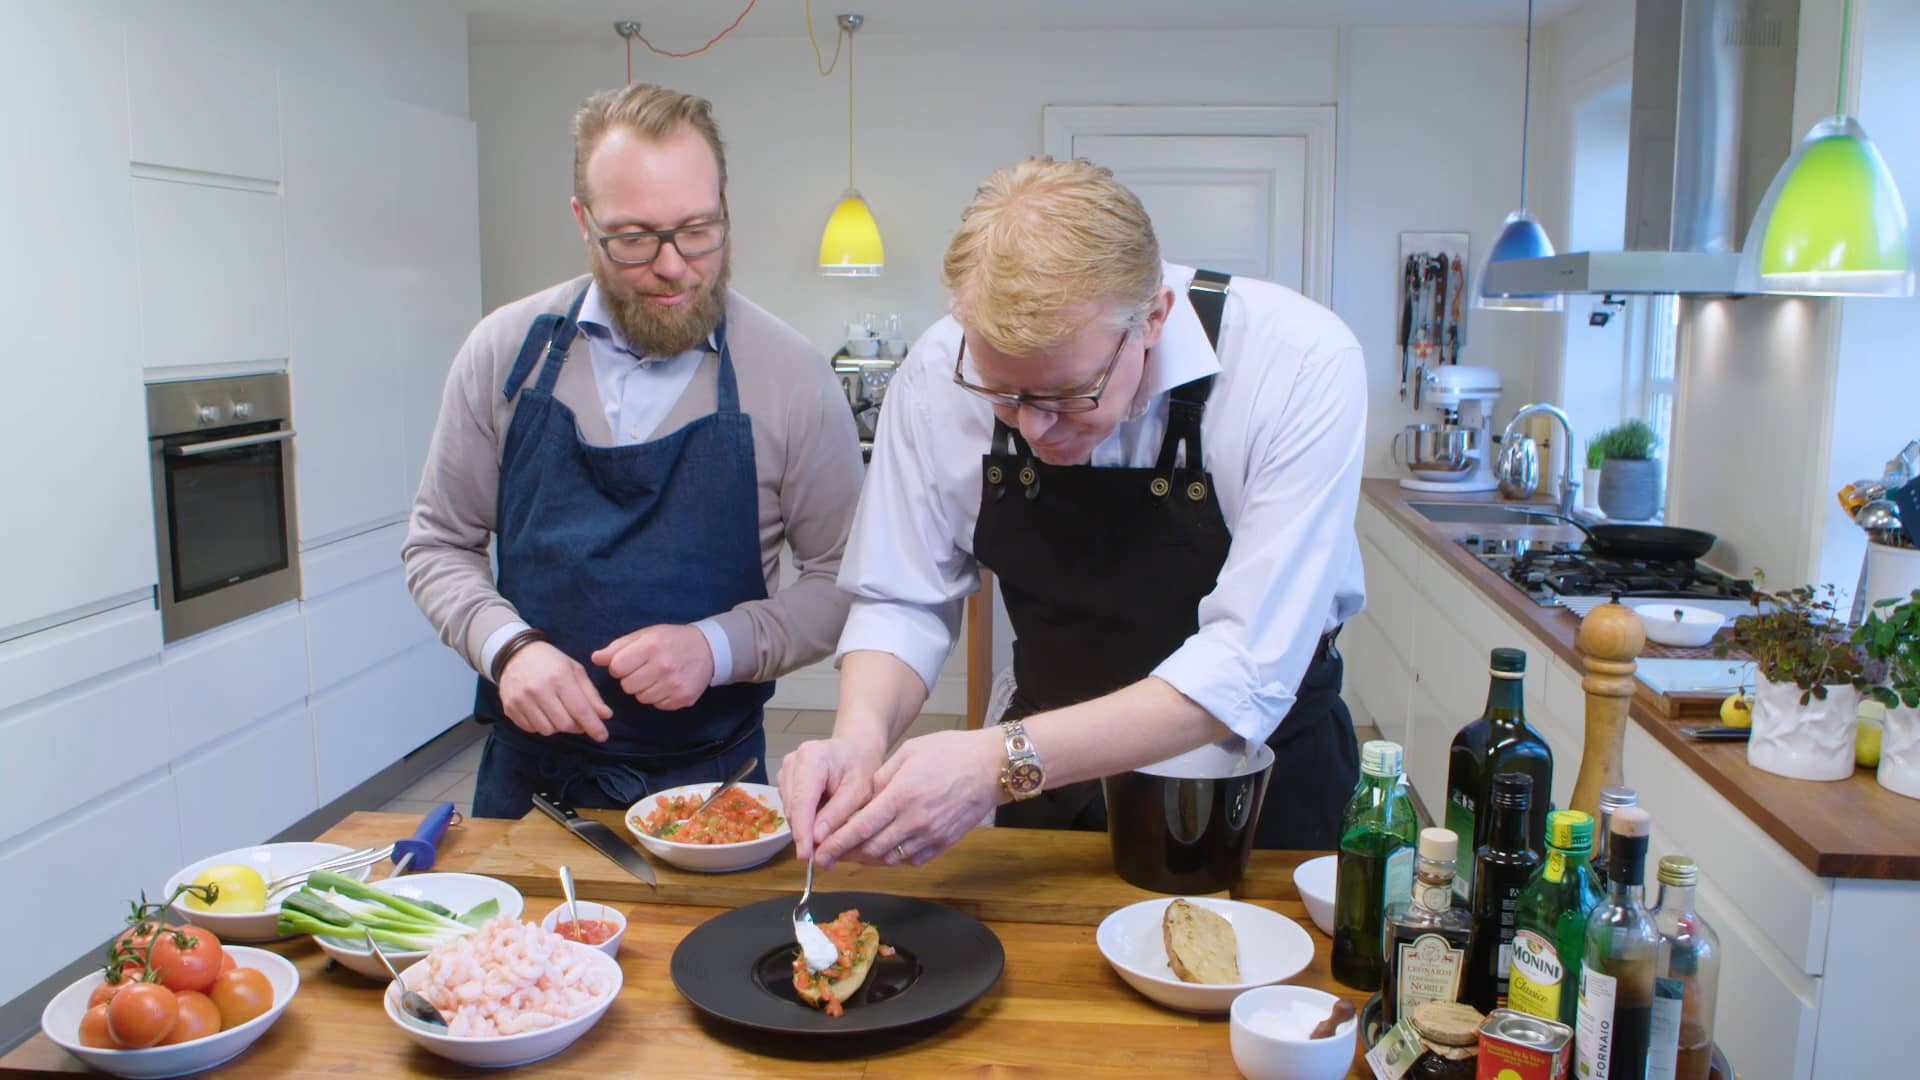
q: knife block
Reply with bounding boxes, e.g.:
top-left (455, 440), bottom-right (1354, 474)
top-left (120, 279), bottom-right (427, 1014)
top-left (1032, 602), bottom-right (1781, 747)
top-left (1571, 599), bottom-right (1647, 823)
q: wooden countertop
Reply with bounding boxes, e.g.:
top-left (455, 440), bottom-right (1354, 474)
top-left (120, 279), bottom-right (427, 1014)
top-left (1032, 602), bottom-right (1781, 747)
top-left (1363, 478), bottom-right (1920, 880)
top-left (0, 814), bottom-right (1373, 1079)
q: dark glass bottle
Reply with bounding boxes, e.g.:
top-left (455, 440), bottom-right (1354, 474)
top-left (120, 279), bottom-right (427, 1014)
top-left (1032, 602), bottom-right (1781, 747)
top-left (1508, 809), bottom-right (1604, 1027)
top-left (1445, 647), bottom-right (1553, 899)
top-left (1577, 806), bottom-right (1660, 1080)
top-left (1593, 785), bottom-right (1637, 890)
top-left (1333, 740), bottom-right (1420, 990)
top-left (1382, 827), bottom-right (1474, 1028)
top-left (1463, 772), bottom-right (1540, 1011)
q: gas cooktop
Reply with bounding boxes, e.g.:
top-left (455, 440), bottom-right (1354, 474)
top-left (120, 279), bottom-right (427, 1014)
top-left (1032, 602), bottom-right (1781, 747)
top-left (1458, 535), bottom-right (1755, 608)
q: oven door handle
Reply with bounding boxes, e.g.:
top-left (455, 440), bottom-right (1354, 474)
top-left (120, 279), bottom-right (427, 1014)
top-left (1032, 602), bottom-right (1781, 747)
top-left (166, 429), bottom-right (296, 457)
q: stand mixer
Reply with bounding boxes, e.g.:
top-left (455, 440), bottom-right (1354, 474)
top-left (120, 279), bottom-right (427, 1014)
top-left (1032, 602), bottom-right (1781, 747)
top-left (1396, 364), bottom-right (1501, 492)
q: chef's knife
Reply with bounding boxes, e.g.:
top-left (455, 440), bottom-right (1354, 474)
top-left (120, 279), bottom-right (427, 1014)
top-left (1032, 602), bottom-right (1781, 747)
top-left (1399, 255), bottom-right (1418, 400)
top-left (531, 790), bottom-right (657, 887)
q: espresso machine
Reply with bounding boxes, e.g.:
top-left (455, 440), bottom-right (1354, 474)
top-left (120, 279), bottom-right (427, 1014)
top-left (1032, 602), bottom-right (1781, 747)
top-left (1395, 364), bottom-right (1502, 492)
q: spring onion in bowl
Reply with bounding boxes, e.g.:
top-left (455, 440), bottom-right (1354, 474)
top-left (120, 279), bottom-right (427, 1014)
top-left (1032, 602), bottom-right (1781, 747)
top-left (275, 870), bottom-right (498, 951)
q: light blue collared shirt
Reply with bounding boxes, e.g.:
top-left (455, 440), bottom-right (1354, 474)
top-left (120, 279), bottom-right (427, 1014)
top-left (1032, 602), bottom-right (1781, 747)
top-left (481, 281), bottom-right (733, 686)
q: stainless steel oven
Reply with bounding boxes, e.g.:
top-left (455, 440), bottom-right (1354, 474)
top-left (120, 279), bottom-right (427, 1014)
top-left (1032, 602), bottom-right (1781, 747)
top-left (147, 374), bottom-right (301, 642)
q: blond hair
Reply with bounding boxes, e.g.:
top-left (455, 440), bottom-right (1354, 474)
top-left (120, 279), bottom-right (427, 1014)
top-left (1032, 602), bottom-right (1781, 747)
top-left (572, 83), bottom-right (728, 205)
top-left (941, 156), bottom-right (1161, 354)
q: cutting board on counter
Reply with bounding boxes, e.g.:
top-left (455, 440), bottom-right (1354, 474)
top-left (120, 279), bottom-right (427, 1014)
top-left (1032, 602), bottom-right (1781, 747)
top-left (464, 809), bottom-right (1222, 926)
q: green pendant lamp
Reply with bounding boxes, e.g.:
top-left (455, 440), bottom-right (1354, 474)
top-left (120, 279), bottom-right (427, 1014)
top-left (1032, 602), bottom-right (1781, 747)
top-left (1739, 0), bottom-right (1912, 297)
top-left (818, 13), bottom-right (883, 277)
top-left (1476, 0), bottom-right (1563, 312)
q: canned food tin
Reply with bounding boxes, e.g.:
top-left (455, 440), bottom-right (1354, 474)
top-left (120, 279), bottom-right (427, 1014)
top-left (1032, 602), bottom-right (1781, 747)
top-left (1477, 1009), bottom-right (1573, 1080)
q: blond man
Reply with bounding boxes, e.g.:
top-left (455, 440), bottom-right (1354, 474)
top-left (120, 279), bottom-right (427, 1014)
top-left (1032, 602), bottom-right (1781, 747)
top-left (405, 84), bottom-right (863, 818)
top-left (781, 156), bottom-right (1367, 865)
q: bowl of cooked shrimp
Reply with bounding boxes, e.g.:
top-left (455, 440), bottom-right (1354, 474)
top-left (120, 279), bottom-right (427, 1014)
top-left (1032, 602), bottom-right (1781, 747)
top-left (623, 782), bottom-right (792, 872)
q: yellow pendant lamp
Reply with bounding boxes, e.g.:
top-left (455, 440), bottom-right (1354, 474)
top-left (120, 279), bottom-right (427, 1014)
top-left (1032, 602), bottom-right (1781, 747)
top-left (818, 13), bottom-right (882, 277)
top-left (1739, 0), bottom-right (1912, 297)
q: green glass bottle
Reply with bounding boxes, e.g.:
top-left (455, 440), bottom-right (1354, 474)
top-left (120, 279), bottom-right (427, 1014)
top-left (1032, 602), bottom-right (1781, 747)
top-left (1507, 809), bottom-right (1603, 1027)
top-left (1332, 740), bottom-right (1420, 990)
top-left (1445, 647), bottom-right (1553, 899)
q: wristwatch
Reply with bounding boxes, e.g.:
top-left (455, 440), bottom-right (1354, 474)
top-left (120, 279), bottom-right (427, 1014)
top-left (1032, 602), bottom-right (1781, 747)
top-left (998, 719), bottom-right (1045, 801)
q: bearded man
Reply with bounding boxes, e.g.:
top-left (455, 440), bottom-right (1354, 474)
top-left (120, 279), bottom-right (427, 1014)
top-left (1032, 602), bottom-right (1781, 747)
top-left (405, 83), bottom-right (864, 818)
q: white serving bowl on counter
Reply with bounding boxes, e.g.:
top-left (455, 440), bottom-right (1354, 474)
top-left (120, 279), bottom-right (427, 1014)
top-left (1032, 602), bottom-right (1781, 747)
top-left (383, 940), bottom-right (622, 1068)
top-left (40, 946), bottom-right (299, 1079)
top-left (1633, 602), bottom-right (1726, 648)
top-left (1229, 984), bottom-right (1358, 1080)
top-left (1291, 855), bottom-right (1338, 937)
top-left (163, 842), bottom-right (375, 943)
top-left (622, 781), bottom-right (791, 872)
top-left (312, 872), bottom-right (523, 979)
top-left (539, 899), bottom-right (628, 959)
top-left (1095, 897), bottom-right (1314, 1013)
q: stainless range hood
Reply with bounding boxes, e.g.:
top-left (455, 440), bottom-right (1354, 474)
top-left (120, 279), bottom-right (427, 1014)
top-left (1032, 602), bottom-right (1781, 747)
top-left (1485, 0), bottom-right (1801, 297)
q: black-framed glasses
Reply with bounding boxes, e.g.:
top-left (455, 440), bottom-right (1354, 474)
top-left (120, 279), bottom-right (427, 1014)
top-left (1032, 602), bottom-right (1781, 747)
top-left (951, 331), bottom-right (1129, 414)
top-left (581, 205), bottom-right (728, 266)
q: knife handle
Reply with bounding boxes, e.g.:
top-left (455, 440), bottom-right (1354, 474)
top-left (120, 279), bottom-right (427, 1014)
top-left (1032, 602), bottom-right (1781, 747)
top-left (392, 801), bottom-right (456, 872)
top-left (531, 790), bottom-right (579, 827)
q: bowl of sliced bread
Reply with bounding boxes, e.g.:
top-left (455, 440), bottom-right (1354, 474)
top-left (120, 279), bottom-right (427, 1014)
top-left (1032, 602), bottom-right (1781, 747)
top-left (1095, 897), bottom-right (1315, 1013)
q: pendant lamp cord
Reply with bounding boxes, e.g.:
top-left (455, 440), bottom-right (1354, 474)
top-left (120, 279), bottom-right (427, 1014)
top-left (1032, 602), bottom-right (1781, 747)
top-left (847, 28), bottom-right (857, 192)
top-left (1836, 0), bottom-right (1851, 115)
top-left (1519, 0), bottom-right (1534, 208)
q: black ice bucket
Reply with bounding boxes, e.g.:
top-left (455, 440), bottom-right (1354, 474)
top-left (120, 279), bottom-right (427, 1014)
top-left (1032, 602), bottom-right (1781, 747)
top-left (1102, 741), bottom-right (1274, 894)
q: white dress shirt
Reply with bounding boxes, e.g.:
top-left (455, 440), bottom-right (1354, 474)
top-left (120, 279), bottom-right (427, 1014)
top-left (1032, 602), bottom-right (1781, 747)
top-left (479, 280), bottom-right (731, 683)
top-left (834, 263), bottom-right (1369, 745)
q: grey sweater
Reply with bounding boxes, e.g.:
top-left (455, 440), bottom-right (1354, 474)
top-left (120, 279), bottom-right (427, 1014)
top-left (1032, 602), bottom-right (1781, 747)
top-left (402, 276), bottom-right (864, 684)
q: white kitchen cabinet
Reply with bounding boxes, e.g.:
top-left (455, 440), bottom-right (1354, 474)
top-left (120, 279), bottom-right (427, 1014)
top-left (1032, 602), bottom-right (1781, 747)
top-left (133, 178), bottom-right (289, 372)
top-left (0, 5), bottom-right (156, 639)
top-left (124, 10), bottom-right (282, 181)
top-left (0, 660), bottom-right (165, 849)
top-left (171, 701), bottom-right (317, 861)
top-left (0, 769), bottom-right (182, 1007)
top-left (311, 640), bottom-right (472, 807)
top-left (160, 603), bottom-right (308, 758)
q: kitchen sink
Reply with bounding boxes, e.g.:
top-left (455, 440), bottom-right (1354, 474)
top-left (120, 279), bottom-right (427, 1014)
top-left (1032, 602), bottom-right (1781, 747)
top-left (1407, 502), bottom-right (1569, 527)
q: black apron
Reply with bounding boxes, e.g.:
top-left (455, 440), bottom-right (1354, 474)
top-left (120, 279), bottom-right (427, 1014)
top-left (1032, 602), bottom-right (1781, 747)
top-left (971, 271), bottom-right (1359, 850)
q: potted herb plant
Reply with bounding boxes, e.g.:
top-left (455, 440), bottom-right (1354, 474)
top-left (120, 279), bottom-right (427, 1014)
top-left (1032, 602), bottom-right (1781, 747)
top-left (1592, 419), bottom-right (1662, 521)
top-left (1856, 588), bottom-right (1920, 798)
top-left (1714, 581), bottom-right (1871, 781)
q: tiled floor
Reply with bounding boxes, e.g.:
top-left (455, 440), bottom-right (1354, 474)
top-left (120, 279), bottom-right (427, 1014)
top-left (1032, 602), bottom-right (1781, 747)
top-left (375, 711), bottom-right (967, 815)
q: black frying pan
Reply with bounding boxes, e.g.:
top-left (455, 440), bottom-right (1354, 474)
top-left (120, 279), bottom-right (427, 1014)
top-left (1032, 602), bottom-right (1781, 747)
top-left (1569, 521), bottom-right (1717, 561)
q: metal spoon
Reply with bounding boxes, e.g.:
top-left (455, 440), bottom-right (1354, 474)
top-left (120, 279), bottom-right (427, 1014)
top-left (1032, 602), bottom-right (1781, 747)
top-left (559, 865), bottom-right (581, 932)
top-left (364, 929), bottom-right (447, 1029)
top-left (676, 756), bottom-right (760, 827)
top-left (792, 856), bottom-right (836, 973)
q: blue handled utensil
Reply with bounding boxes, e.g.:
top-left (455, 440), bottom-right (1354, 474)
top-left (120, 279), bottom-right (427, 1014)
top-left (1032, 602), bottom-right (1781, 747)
top-left (389, 801), bottom-right (458, 879)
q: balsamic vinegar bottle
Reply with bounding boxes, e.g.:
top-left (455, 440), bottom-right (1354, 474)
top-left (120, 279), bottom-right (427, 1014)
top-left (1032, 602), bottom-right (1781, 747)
top-left (1463, 772), bottom-right (1540, 1012)
top-left (1577, 806), bottom-right (1660, 1080)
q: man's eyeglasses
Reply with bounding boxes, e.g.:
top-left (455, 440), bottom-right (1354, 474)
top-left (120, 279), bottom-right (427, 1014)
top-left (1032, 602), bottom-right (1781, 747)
top-left (581, 205), bottom-right (728, 266)
top-left (951, 331), bottom-right (1128, 414)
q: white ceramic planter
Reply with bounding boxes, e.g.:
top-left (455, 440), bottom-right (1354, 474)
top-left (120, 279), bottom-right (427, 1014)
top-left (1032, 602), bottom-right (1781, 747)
top-left (1747, 676), bottom-right (1860, 781)
top-left (1878, 704), bottom-right (1920, 799)
top-left (1583, 467), bottom-right (1603, 513)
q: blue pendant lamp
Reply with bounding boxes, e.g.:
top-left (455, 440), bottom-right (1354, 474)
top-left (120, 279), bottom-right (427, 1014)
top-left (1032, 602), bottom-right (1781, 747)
top-left (1738, 0), bottom-right (1911, 297)
top-left (818, 13), bottom-right (883, 277)
top-left (1476, 0), bottom-right (1563, 312)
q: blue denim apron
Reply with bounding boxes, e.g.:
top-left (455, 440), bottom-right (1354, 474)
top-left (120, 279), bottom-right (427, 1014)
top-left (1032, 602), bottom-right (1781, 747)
top-left (471, 285), bottom-right (771, 819)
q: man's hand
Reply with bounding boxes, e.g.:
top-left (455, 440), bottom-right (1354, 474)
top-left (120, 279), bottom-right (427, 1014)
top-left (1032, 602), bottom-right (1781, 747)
top-left (814, 728), bottom-right (1003, 868)
top-left (591, 624), bottom-right (714, 711)
top-left (498, 641), bottom-right (612, 742)
top-left (778, 736), bottom-right (885, 862)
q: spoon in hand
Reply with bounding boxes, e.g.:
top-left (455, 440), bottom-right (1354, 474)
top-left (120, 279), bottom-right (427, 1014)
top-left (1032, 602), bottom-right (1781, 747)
top-left (364, 929), bottom-right (447, 1029)
top-left (676, 756), bottom-right (760, 827)
top-left (792, 856), bottom-right (837, 974)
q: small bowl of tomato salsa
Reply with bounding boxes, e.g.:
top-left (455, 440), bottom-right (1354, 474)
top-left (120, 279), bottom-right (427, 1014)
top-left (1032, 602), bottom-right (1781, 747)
top-left (540, 900), bottom-right (627, 959)
top-left (623, 782), bottom-right (792, 873)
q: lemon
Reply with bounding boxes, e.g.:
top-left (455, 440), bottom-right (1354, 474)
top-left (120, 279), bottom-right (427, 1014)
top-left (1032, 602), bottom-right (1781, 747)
top-left (185, 863), bottom-right (268, 913)
top-left (1858, 701), bottom-right (1887, 769)
top-left (1720, 691), bottom-right (1753, 729)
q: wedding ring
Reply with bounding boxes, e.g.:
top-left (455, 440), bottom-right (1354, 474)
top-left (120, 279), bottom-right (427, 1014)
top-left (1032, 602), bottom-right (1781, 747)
top-left (894, 844), bottom-right (908, 862)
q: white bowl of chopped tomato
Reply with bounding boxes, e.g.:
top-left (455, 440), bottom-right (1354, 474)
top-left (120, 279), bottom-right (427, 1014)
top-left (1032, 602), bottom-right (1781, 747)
top-left (623, 781), bottom-right (792, 872)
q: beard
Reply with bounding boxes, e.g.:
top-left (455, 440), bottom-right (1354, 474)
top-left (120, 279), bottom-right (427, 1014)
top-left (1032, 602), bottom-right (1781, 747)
top-left (590, 244), bottom-right (731, 356)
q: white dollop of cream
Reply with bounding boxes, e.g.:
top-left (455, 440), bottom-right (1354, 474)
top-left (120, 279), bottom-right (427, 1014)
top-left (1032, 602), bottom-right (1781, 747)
top-left (796, 919), bottom-right (838, 973)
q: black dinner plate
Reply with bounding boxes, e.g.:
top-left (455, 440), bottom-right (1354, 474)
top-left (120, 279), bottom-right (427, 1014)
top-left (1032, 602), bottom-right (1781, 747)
top-left (670, 891), bottom-right (1004, 1035)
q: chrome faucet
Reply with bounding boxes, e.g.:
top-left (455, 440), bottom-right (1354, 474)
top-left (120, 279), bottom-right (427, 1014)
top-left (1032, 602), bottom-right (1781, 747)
top-left (1499, 403), bottom-right (1579, 517)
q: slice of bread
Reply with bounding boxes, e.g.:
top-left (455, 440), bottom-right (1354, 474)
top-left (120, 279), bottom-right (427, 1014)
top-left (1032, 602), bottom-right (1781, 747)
top-left (1163, 899), bottom-right (1240, 984)
top-left (796, 924), bottom-right (880, 1011)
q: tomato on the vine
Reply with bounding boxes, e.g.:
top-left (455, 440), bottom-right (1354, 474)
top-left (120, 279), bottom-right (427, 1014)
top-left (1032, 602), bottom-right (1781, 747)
top-left (160, 991), bottom-right (222, 1045)
top-left (149, 926), bottom-right (224, 993)
top-left (77, 1004), bottom-right (115, 1049)
top-left (106, 982), bottom-right (179, 1048)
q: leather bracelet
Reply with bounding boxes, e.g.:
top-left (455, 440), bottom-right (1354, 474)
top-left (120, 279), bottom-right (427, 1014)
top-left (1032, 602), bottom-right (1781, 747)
top-left (489, 628), bottom-right (547, 683)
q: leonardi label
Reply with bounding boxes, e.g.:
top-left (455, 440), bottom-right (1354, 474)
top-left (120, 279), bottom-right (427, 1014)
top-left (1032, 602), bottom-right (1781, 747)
top-left (1507, 929), bottom-right (1565, 1020)
top-left (1395, 933), bottom-right (1466, 1012)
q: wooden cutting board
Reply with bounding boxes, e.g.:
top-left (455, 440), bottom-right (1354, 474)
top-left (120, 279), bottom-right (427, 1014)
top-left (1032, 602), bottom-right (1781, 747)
top-left (463, 809), bottom-right (1226, 926)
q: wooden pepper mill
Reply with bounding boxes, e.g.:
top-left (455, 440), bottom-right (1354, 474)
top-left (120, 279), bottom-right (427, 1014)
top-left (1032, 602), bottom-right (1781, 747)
top-left (1571, 597), bottom-right (1647, 823)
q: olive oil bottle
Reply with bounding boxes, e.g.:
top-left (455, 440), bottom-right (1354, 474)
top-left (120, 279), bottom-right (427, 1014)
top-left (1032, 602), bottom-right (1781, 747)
top-left (1444, 648), bottom-right (1552, 899)
top-left (1332, 740), bottom-right (1420, 990)
top-left (1508, 809), bottom-right (1603, 1027)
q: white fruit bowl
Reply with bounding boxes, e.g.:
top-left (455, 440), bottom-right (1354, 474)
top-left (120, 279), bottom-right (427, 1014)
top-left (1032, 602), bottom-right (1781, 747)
top-left (1633, 603), bottom-right (1725, 648)
top-left (1095, 897), bottom-right (1314, 1013)
top-left (622, 782), bottom-right (791, 872)
top-left (163, 842), bottom-right (375, 943)
top-left (40, 946), bottom-right (299, 1079)
top-left (1291, 855), bottom-right (1338, 937)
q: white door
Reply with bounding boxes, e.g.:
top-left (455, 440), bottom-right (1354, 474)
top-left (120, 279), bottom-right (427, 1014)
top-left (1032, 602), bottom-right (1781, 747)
top-left (1044, 106), bottom-right (1336, 304)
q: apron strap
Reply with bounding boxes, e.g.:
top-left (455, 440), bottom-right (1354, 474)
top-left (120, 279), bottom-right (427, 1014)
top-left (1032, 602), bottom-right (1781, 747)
top-left (1188, 269), bottom-right (1231, 351)
top-left (711, 317), bottom-right (740, 414)
top-left (1149, 270), bottom-right (1230, 481)
top-left (503, 285), bottom-right (592, 401)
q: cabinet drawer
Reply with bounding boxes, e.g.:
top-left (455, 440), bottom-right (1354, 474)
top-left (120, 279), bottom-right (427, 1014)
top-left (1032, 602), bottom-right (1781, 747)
top-left (162, 605), bottom-right (308, 757)
top-left (312, 641), bottom-right (471, 805)
top-left (133, 179), bottom-right (288, 370)
top-left (303, 567), bottom-right (437, 693)
top-left (1338, 613), bottom-right (1408, 743)
top-left (172, 702), bottom-right (316, 860)
top-left (0, 660), bottom-right (164, 846)
top-left (1358, 532), bottom-right (1418, 666)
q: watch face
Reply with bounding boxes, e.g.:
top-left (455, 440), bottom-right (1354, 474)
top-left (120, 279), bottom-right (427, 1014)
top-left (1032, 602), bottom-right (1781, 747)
top-left (1008, 761), bottom-right (1044, 795)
